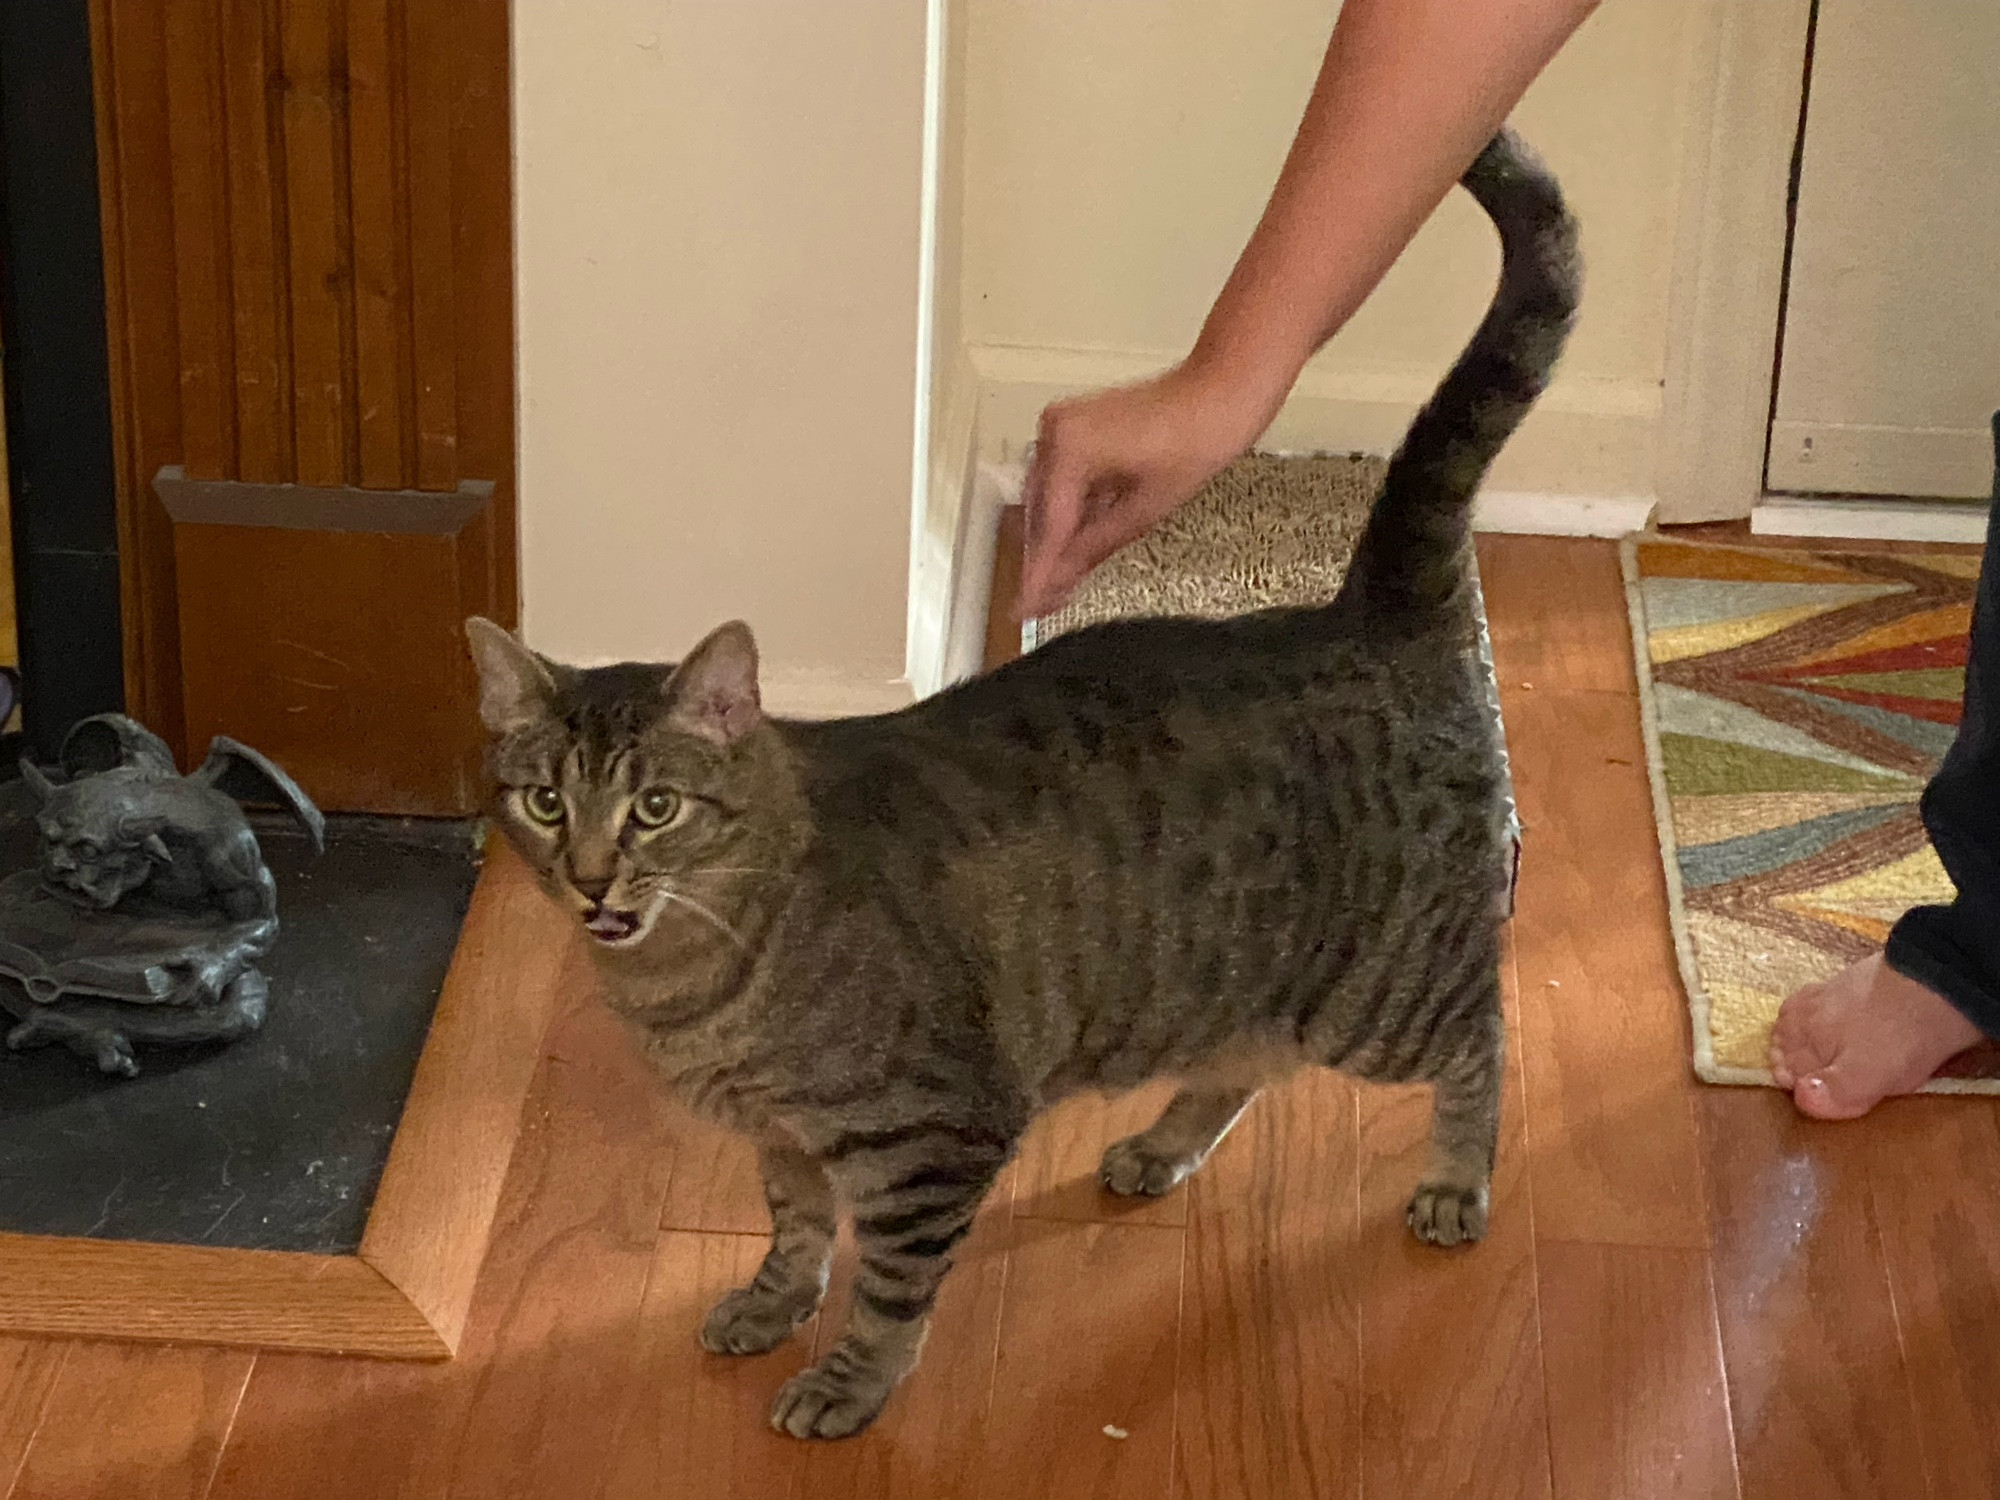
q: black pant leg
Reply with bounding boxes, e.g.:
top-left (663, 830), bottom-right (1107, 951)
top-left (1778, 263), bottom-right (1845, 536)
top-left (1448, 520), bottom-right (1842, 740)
top-left (1884, 412), bottom-right (2000, 1035)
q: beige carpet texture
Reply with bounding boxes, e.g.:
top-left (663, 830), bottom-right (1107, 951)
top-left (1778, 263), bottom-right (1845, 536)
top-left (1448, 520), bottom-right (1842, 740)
top-left (1035, 453), bottom-right (1386, 640)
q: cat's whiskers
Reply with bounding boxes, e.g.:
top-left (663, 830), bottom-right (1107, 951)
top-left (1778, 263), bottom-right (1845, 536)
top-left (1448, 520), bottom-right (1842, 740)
top-left (657, 886), bottom-right (749, 950)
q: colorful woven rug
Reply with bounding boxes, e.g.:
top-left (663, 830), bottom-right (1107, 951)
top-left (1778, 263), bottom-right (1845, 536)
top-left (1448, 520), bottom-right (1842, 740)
top-left (1623, 536), bottom-right (2000, 1092)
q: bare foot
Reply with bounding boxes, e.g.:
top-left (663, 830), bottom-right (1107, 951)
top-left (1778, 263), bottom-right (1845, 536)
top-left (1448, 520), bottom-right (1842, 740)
top-left (1769, 952), bottom-right (1984, 1119)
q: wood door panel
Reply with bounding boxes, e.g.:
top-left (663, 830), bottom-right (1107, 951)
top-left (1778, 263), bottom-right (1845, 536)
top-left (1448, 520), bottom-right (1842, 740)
top-left (94, 0), bottom-right (189, 755)
top-left (158, 469), bottom-right (490, 814)
top-left (403, 0), bottom-right (458, 494)
top-left (91, 0), bottom-right (512, 813)
top-left (347, 0), bottom-right (414, 491)
top-left (221, 0), bottom-right (293, 485)
top-left (162, 0), bottom-right (237, 482)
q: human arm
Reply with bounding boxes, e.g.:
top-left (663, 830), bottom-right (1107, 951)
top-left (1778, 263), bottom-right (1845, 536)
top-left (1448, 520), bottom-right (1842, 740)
top-left (1017, 0), bottom-right (1601, 618)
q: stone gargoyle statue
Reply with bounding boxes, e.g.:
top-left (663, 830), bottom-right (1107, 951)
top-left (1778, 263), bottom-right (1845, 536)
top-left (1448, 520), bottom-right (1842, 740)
top-left (0, 714), bottom-right (324, 1077)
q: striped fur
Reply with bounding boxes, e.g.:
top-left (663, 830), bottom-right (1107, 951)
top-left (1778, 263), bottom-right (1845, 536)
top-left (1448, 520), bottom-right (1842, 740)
top-left (468, 128), bottom-right (1579, 1441)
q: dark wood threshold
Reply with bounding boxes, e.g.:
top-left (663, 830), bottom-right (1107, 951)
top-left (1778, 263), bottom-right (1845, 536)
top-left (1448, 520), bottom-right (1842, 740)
top-left (1658, 516), bottom-right (1981, 555)
top-left (984, 503), bottom-right (1025, 672)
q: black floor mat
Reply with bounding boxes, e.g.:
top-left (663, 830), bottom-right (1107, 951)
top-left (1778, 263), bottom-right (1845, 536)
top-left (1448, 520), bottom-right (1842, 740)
top-left (0, 788), bottom-right (480, 1254)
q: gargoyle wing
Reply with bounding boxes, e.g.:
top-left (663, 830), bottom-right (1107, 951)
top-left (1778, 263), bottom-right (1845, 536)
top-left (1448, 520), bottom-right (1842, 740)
top-left (60, 714), bottom-right (180, 780)
top-left (192, 738), bottom-right (327, 852)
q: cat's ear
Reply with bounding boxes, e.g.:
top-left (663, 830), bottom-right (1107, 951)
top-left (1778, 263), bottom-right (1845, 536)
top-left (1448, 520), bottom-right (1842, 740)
top-left (465, 617), bottom-right (558, 735)
top-left (665, 621), bottom-right (762, 747)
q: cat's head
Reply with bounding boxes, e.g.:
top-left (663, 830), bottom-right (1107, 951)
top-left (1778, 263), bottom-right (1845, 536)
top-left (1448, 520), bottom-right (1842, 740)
top-left (465, 617), bottom-right (796, 952)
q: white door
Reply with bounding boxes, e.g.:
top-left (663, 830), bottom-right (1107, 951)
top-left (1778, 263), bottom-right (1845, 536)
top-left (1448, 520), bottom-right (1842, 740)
top-left (1768, 0), bottom-right (1999, 502)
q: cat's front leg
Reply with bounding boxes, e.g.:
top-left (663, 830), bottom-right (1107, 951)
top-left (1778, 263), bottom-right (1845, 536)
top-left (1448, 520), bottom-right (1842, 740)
top-left (769, 1140), bottom-right (1007, 1439)
top-left (701, 1140), bottom-right (836, 1355)
top-left (1409, 996), bottom-right (1503, 1248)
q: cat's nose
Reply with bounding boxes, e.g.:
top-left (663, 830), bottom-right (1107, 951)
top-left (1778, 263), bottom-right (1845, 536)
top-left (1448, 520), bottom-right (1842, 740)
top-left (571, 873), bottom-right (614, 905)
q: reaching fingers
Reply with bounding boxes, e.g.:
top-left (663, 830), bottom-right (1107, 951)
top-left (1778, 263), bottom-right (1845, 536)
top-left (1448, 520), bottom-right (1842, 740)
top-left (1065, 480), bottom-right (1170, 587)
top-left (1019, 427), bottom-right (1094, 619)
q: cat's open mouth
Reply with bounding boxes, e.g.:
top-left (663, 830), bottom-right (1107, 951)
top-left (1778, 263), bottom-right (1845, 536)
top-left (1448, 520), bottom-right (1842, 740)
top-left (584, 906), bottom-right (643, 946)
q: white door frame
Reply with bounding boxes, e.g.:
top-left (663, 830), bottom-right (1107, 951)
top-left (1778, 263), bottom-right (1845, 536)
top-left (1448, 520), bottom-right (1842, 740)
top-left (1655, 0), bottom-right (1990, 542)
top-left (1654, 0), bottom-right (1814, 525)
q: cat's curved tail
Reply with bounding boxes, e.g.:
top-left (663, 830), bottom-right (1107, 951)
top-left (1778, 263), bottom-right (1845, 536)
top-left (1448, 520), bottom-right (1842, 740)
top-left (1328, 128), bottom-right (1580, 632)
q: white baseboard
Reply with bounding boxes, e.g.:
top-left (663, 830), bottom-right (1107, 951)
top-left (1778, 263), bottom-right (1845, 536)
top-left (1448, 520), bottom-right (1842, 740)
top-left (1472, 490), bottom-right (1657, 538)
top-left (962, 443), bottom-right (1654, 549)
top-left (969, 342), bottom-right (1662, 497)
top-left (762, 666), bottom-right (914, 721)
top-left (1750, 496), bottom-right (1991, 544)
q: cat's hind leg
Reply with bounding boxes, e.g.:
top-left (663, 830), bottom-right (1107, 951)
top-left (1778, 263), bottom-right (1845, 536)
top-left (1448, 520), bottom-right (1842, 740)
top-left (1408, 992), bottom-right (1503, 1248)
top-left (1099, 1085), bottom-right (1257, 1198)
top-left (702, 1140), bottom-right (836, 1355)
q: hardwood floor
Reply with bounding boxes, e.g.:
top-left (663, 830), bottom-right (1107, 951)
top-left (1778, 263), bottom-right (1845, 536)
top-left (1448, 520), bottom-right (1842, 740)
top-left (4, 533), bottom-right (1995, 1498)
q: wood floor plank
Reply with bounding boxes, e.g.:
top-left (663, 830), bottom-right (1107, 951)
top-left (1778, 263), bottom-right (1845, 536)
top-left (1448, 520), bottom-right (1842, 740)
top-left (1475, 536), bottom-right (1637, 697)
top-left (9, 1343), bottom-right (251, 1500)
top-left (206, 992), bottom-right (676, 1500)
top-left (657, 1103), bottom-right (770, 1236)
top-left (599, 1231), bottom-right (814, 1500)
top-left (0, 1341), bottom-right (67, 1493)
top-left (802, 1205), bottom-right (1013, 1500)
top-left (392, 1006), bottom-right (675, 1500)
top-left (974, 1220), bottom-right (1182, 1500)
top-left (1499, 686), bottom-right (1712, 1249)
top-left (1356, 959), bottom-right (1552, 1500)
top-left (1701, 1087), bottom-right (1928, 1500)
top-left (1537, 1242), bottom-right (1738, 1500)
top-left (1860, 1099), bottom-right (2000, 1500)
top-left (1175, 1071), bottom-right (1362, 1500)
top-left (22, 531), bottom-right (1984, 1497)
top-left (1012, 1083), bottom-right (1191, 1228)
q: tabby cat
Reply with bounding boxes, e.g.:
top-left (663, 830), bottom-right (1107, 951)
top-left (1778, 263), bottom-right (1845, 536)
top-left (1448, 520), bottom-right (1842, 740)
top-left (467, 127), bottom-right (1578, 1440)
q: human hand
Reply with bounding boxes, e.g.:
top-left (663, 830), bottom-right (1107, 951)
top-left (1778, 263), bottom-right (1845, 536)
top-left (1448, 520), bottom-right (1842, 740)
top-left (1016, 361), bottom-right (1280, 619)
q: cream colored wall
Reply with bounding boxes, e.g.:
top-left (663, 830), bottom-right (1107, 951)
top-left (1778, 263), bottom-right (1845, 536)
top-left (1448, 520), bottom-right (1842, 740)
top-left (514, 0), bottom-right (928, 714)
top-left (958, 0), bottom-right (1706, 500)
top-left (513, 0), bottom-right (1734, 711)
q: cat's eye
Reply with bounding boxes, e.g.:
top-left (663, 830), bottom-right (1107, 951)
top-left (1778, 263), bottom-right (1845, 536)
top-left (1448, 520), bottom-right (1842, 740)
top-left (631, 788), bottom-right (682, 829)
top-left (521, 786), bottom-right (566, 826)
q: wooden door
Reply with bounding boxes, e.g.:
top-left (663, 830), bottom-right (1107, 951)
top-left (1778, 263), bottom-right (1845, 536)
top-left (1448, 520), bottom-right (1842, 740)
top-left (90, 0), bottom-right (514, 815)
top-left (1769, 0), bottom-right (2000, 502)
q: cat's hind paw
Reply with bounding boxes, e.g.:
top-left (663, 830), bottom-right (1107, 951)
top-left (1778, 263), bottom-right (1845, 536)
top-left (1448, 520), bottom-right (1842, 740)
top-left (1407, 1180), bottom-right (1488, 1247)
top-left (1099, 1136), bottom-right (1200, 1198)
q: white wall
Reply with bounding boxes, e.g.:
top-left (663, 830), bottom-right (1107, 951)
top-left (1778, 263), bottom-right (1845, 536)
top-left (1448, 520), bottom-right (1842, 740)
top-left (514, 0), bottom-right (927, 715)
top-left (957, 0), bottom-right (1708, 501)
top-left (513, 1), bottom-right (1738, 708)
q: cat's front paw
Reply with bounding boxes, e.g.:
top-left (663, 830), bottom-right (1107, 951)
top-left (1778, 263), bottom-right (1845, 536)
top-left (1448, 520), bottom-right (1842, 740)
top-left (700, 1286), bottom-right (816, 1356)
top-left (1407, 1180), bottom-right (1488, 1247)
top-left (769, 1360), bottom-right (895, 1440)
top-left (1099, 1136), bottom-right (1198, 1198)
